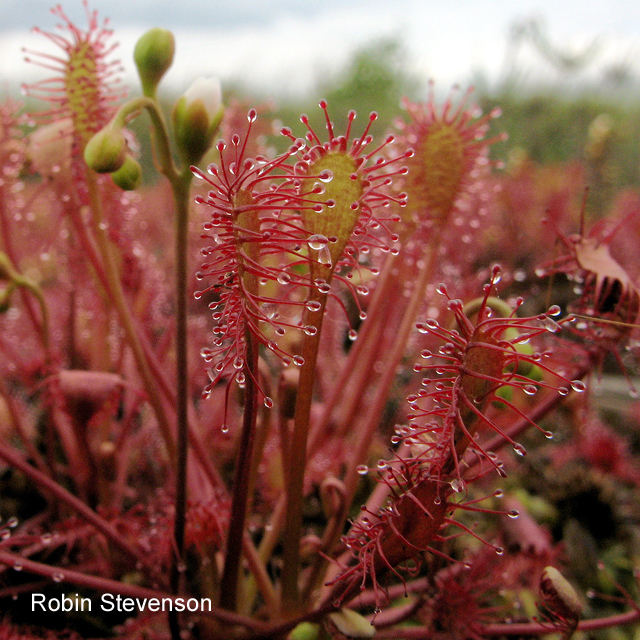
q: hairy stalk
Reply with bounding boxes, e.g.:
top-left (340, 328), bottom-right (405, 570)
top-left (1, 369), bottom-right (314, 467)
top-left (219, 330), bottom-right (261, 611)
top-left (280, 288), bottom-right (328, 616)
top-left (307, 251), bottom-right (396, 450)
top-left (342, 237), bottom-right (440, 498)
top-left (309, 238), bottom-right (441, 596)
top-left (68, 177), bottom-right (221, 498)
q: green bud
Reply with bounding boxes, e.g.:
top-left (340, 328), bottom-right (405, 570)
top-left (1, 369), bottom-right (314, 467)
top-left (327, 609), bottom-right (375, 638)
top-left (540, 566), bottom-right (582, 629)
top-left (134, 28), bottom-right (175, 97)
top-left (84, 127), bottom-right (127, 173)
top-left (173, 76), bottom-right (224, 164)
top-left (287, 622), bottom-right (319, 640)
top-left (111, 156), bottom-right (142, 191)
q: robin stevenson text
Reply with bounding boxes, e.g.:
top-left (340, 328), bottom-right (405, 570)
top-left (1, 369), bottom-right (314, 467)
top-left (31, 593), bottom-right (213, 612)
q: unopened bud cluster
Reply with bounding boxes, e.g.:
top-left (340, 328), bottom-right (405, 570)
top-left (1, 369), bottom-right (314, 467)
top-left (84, 27), bottom-right (223, 188)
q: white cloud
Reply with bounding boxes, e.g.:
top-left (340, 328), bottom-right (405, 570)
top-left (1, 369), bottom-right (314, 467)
top-left (2, 0), bottom-right (639, 101)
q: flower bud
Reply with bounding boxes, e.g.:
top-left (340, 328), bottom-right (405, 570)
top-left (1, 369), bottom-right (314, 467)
top-left (134, 28), bottom-right (175, 97)
top-left (540, 566), bottom-right (582, 629)
top-left (287, 622), bottom-right (319, 640)
top-left (84, 126), bottom-right (127, 173)
top-left (328, 608), bottom-right (375, 638)
top-left (173, 76), bottom-right (224, 163)
top-left (110, 155), bottom-right (142, 191)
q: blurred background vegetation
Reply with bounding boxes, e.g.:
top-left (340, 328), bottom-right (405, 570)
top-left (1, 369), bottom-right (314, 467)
top-left (243, 15), bottom-right (639, 217)
top-left (212, 16), bottom-right (640, 216)
top-left (16, 16), bottom-right (640, 211)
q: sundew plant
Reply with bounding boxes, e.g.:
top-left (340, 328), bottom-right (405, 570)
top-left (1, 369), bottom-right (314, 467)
top-left (1, 3), bottom-right (640, 639)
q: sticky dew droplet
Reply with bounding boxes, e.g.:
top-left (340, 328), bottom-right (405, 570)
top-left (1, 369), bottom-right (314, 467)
top-left (308, 234), bottom-right (328, 250)
top-left (571, 380), bottom-right (586, 393)
top-left (541, 316), bottom-right (561, 332)
top-left (317, 245), bottom-right (332, 266)
top-left (356, 465), bottom-right (369, 476)
top-left (512, 443), bottom-right (526, 456)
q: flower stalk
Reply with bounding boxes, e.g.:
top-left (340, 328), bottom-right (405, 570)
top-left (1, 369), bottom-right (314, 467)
top-left (280, 289), bottom-right (329, 614)
top-left (84, 28), bottom-right (224, 630)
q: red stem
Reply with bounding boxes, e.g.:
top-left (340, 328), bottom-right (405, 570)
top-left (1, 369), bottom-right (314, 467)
top-left (219, 330), bottom-right (261, 611)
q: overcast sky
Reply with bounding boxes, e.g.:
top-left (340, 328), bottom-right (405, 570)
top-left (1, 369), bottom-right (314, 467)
top-left (1, 0), bottom-right (639, 98)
